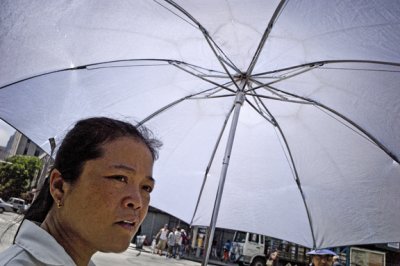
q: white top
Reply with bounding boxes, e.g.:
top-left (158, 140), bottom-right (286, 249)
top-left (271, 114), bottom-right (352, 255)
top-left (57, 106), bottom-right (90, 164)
top-left (0, 220), bottom-right (96, 266)
top-left (174, 230), bottom-right (182, 245)
top-left (159, 228), bottom-right (168, 240)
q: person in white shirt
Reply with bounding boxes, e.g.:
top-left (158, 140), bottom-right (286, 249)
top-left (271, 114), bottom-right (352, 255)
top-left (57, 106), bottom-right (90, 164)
top-left (166, 228), bottom-right (176, 258)
top-left (0, 117), bottom-right (161, 266)
top-left (155, 224), bottom-right (169, 256)
top-left (174, 227), bottom-right (182, 259)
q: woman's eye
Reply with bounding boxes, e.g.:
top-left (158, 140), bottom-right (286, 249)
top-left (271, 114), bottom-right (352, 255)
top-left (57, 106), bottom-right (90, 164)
top-left (110, 175), bottom-right (128, 183)
top-left (143, 185), bottom-right (153, 193)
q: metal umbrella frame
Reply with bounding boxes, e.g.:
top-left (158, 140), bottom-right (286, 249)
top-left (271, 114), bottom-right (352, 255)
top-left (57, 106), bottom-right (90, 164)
top-left (1, 1), bottom-right (400, 265)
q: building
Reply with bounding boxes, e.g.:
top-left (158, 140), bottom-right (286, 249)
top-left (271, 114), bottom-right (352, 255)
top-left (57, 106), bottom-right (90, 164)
top-left (4, 132), bottom-right (45, 158)
top-left (1, 131), bottom-right (47, 193)
top-left (0, 145), bottom-right (6, 160)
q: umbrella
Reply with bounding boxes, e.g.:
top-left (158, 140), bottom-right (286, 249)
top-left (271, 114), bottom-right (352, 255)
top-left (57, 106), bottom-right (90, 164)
top-left (1, 1), bottom-right (400, 264)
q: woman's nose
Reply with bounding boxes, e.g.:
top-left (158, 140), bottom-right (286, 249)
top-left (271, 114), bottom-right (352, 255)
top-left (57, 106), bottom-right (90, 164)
top-left (123, 186), bottom-right (142, 209)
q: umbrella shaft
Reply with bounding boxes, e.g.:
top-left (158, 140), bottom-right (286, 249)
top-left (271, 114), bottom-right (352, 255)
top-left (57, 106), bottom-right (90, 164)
top-left (203, 90), bottom-right (245, 266)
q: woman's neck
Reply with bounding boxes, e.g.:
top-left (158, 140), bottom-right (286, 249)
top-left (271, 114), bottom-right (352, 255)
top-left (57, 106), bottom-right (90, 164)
top-left (41, 210), bottom-right (95, 266)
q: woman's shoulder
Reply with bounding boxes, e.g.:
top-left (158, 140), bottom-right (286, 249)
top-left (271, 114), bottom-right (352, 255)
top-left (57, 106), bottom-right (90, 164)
top-left (2, 220), bottom-right (76, 265)
top-left (0, 245), bottom-right (95, 266)
top-left (0, 245), bottom-right (40, 265)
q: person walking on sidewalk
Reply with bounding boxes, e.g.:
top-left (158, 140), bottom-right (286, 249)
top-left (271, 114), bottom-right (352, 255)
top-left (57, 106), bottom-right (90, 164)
top-left (223, 240), bottom-right (232, 262)
top-left (180, 229), bottom-right (188, 257)
top-left (155, 224), bottom-right (169, 256)
top-left (174, 227), bottom-right (183, 259)
top-left (167, 227), bottom-right (176, 258)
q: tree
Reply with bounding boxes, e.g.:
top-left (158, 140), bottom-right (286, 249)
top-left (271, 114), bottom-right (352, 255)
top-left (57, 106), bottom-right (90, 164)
top-left (0, 155), bottom-right (42, 201)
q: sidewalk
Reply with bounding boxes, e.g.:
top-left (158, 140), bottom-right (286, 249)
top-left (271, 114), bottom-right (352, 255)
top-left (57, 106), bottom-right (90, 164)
top-left (131, 244), bottom-right (238, 266)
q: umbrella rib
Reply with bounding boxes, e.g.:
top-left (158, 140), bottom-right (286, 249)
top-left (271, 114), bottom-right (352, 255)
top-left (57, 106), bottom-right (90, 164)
top-left (166, 60), bottom-right (227, 75)
top-left (251, 96), bottom-right (317, 248)
top-left (245, 98), bottom-right (274, 125)
top-left (256, 85), bottom-right (400, 163)
top-left (327, 101), bottom-right (398, 165)
top-left (137, 85), bottom-right (227, 126)
top-left (190, 104), bottom-right (236, 225)
top-left (252, 59), bottom-right (400, 77)
top-left (246, 0), bottom-right (288, 75)
top-left (162, 0), bottom-right (243, 88)
top-left (251, 64), bottom-right (319, 89)
top-left (176, 63), bottom-right (229, 78)
top-left (202, 82), bottom-right (235, 97)
top-left (170, 62), bottom-right (236, 93)
top-left (0, 58), bottom-right (224, 90)
top-left (162, 0), bottom-right (241, 75)
top-left (246, 93), bottom-right (312, 105)
top-left (0, 67), bottom-right (77, 90)
top-left (320, 66), bottom-right (400, 73)
top-left (190, 93), bottom-right (237, 100)
top-left (249, 61), bottom-right (400, 164)
top-left (248, 79), bottom-right (316, 105)
top-left (248, 77), bottom-right (288, 100)
top-left (87, 59), bottom-right (228, 75)
top-left (153, 0), bottom-right (199, 29)
top-left (273, 123), bottom-right (317, 249)
top-left (201, 33), bottom-right (243, 91)
top-left (157, 0), bottom-right (240, 75)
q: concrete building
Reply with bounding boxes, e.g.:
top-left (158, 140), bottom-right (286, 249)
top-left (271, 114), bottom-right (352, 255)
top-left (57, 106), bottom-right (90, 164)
top-left (1, 131), bottom-right (47, 191)
top-left (4, 132), bottom-right (45, 158)
top-left (0, 145), bottom-right (6, 160)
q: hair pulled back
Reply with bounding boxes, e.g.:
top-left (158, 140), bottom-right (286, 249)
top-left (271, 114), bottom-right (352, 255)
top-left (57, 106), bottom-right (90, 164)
top-left (24, 117), bottom-right (161, 224)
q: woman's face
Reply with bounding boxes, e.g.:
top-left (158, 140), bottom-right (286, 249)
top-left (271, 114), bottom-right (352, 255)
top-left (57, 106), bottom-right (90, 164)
top-left (312, 255), bottom-right (333, 266)
top-left (270, 251), bottom-right (278, 260)
top-left (59, 137), bottom-right (154, 253)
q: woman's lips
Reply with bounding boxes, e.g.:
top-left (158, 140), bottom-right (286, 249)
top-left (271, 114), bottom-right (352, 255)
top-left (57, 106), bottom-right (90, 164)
top-left (116, 220), bottom-right (137, 231)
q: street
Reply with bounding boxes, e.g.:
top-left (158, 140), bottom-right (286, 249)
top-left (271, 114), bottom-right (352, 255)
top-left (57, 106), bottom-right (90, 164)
top-left (93, 248), bottom-right (201, 266)
top-left (0, 212), bottom-right (206, 266)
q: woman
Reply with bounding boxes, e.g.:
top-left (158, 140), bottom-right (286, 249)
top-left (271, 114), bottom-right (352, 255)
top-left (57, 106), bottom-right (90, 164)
top-left (266, 249), bottom-right (279, 266)
top-left (0, 117), bottom-right (161, 266)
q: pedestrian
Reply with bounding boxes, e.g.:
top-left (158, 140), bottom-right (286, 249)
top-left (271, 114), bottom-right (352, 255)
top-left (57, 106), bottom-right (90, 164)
top-left (266, 249), bottom-right (279, 266)
top-left (155, 224), bottom-right (169, 256)
top-left (211, 239), bottom-right (218, 258)
top-left (307, 249), bottom-right (337, 266)
top-left (174, 227), bottom-right (182, 259)
top-left (332, 255), bottom-right (342, 266)
top-left (180, 228), bottom-right (188, 257)
top-left (167, 227), bottom-right (176, 258)
top-left (223, 239), bottom-right (231, 262)
top-left (0, 117), bottom-right (161, 266)
top-left (150, 235), bottom-right (157, 254)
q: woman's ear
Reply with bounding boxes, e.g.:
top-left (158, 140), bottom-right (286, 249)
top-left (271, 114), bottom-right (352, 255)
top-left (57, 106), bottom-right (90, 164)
top-left (49, 169), bottom-right (65, 203)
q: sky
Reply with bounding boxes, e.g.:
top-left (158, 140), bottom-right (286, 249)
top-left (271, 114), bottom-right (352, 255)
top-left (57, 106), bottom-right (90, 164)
top-left (0, 119), bottom-right (16, 147)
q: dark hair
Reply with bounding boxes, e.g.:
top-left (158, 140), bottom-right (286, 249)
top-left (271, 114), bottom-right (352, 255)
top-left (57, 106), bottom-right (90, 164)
top-left (267, 249), bottom-right (279, 266)
top-left (24, 117), bottom-right (161, 224)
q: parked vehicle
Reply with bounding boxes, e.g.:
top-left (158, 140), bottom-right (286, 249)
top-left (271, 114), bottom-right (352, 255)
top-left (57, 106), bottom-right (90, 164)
top-left (7, 197), bottom-right (26, 213)
top-left (0, 198), bottom-right (14, 213)
top-left (233, 231), bottom-right (266, 266)
top-left (232, 231), bottom-right (310, 266)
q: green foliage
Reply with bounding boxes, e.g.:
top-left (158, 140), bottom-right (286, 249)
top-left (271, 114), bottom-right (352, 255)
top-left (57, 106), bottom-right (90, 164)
top-left (0, 155), bottom-right (43, 200)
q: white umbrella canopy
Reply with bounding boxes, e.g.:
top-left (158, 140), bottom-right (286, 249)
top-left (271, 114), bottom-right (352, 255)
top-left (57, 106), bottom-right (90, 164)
top-left (1, 0), bottom-right (400, 253)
